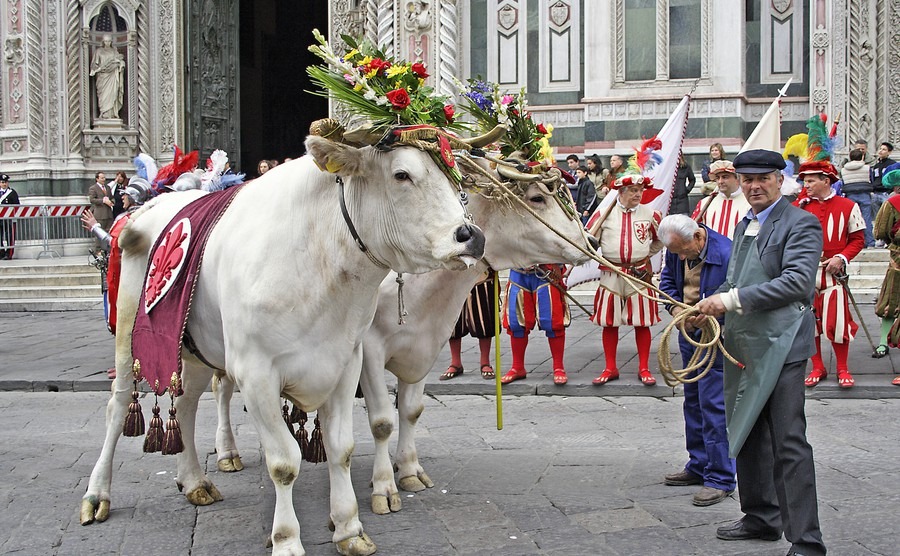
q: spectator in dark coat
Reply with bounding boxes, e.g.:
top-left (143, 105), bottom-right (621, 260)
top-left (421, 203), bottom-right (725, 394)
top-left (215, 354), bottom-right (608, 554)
top-left (671, 153), bottom-right (697, 215)
top-left (575, 166), bottom-right (598, 225)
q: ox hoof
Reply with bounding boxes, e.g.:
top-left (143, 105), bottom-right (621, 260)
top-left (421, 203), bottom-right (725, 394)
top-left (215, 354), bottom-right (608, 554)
top-left (80, 497), bottom-right (110, 525)
top-left (371, 492), bottom-right (403, 515)
top-left (336, 532), bottom-right (376, 556)
top-left (398, 471), bottom-right (433, 492)
top-left (186, 483), bottom-right (224, 506)
top-left (217, 456), bottom-right (244, 472)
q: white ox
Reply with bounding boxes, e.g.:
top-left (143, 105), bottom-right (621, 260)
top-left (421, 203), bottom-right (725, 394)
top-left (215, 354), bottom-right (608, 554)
top-left (210, 163), bottom-right (597, 514)
top-left (79, 135), bottom-right (486, 556)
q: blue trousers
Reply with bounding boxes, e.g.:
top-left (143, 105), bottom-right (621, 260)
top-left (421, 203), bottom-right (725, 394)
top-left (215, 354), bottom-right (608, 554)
top-left (679, 332), bottom-right (736, 491)
top-left (845, 192), bottom-right (875, 247)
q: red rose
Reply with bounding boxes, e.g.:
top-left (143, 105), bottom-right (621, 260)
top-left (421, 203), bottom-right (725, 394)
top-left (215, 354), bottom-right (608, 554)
top-left (411, 62), bottom-right (429, 78)
top-left (443, 104), bottom-right (455, 122)
top-left (366, 57), bottom-right (391, 75)
top-left (385, 88), bottom-right (411, 110)
top-left (536, 123), bottom-right (548, 135)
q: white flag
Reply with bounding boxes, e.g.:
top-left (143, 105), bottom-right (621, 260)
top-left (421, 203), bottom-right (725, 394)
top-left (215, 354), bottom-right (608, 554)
top-left (567, 94), bottom-right (691, 287)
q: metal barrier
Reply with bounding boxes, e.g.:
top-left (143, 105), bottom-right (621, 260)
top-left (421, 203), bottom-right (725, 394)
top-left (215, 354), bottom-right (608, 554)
top-left (0, 204), bottom-right (91, 259)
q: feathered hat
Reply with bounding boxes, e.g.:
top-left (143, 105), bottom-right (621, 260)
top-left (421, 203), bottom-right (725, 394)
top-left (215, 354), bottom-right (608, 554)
top-left (200, 149), bottom-right (245, 192)
top-left (152, 145), bottom-right (200, 194)
top-left (795, 114), bottom-right (839, 183)
top-left (611, 136), bottom-right (665, 204)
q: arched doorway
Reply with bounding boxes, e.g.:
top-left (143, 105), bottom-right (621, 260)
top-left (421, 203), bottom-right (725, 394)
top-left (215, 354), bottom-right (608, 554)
top-left (238, 2), bottom-right (328, 175)
top-left (184, 0), bottom-right (327, 175)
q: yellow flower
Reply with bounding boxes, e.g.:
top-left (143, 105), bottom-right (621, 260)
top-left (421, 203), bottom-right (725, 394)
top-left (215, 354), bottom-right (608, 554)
top-left (344, 48), bottom-right (359, 61)
top-left (354, 82), bottom-right (364, 91)
top-left (386, 64), bottom-right (409, 78)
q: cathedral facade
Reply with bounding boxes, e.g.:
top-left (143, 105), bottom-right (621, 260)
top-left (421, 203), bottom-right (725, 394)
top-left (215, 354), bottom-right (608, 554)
top-left (0, 0), bottom-right (898, 196)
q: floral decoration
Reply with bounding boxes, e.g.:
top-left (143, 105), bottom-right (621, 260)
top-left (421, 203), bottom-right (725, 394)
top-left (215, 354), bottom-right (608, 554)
top-left (307, 30), bottom-right (464, 134)
top-left (458, 79), bottom-right (554, 164)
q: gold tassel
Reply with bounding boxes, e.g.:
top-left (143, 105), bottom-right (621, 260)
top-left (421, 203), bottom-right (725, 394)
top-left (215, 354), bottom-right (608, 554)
top-left (123, 383), bottom-right (145, 437)
top-left (282, 402), bottom-right (295, 436)
top-left (161, 403), bottom-right (184, 455)
top-left (304, 415), bottom-right (327, 463)
top-left (295, 409), bottom-right (309, 459)
top-left (143, 399), bottom-right (164, 453)
top-left (289, 403), bottom-right (304, 424)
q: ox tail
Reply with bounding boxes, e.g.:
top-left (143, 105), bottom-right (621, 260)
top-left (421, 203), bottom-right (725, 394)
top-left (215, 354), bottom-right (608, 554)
top-left (117, 197), bottom-right (161, 255)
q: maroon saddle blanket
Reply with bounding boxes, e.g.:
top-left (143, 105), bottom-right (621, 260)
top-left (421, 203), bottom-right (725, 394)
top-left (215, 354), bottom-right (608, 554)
top-left (131, 185), bottom-right (244, 396)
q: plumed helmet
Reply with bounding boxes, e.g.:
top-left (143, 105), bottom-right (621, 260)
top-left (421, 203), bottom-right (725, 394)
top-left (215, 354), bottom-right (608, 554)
top-left (170, 171), bottom-right (202, 192)
top-left (123, 176), bottom-right (151, 205)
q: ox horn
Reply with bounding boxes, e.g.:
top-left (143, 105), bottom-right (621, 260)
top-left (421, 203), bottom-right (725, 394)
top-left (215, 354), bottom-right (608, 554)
top-left (309, 119), bottom-right (346, 142)
top-left (460, 124), bottom-right (507, 149)
top-left (496, 161), bottom-right (543, 183)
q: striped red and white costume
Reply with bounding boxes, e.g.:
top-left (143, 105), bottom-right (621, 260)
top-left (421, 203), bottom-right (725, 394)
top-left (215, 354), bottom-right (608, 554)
top-left (592, 203), bottom-right (663, 327)
top-left (691, 190), bottom-right (751, 240)
top-left (798, 192), bottom-right (865, 343)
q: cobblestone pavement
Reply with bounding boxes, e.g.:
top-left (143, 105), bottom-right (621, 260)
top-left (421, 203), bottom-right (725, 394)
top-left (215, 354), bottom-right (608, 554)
top-left (1, 309), bottom-right (898, 398)
top-left (1, 391), bottom-right (898, 555)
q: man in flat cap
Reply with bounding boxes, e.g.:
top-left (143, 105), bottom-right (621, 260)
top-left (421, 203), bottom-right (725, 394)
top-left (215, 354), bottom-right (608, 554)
top-left (0, 173), bottom-right (19, 260)
top-left (690, 160), bottom-right (751, 240)
top-left (696, 149), bottom-right (826, 556)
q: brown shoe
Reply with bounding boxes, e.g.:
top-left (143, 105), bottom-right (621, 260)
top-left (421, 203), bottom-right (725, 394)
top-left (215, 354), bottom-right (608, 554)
top-left (692, 486), bottom-right (733, 506)
top-left (664, 469), bottom-right (702, 486)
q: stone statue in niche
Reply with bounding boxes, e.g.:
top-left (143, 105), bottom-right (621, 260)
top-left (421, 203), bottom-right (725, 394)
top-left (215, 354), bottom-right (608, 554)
top-left (90, 35), bottom-right (125, 120)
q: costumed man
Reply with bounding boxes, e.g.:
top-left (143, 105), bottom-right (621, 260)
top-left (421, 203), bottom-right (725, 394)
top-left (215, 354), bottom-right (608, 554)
top-left (872, 169), bottom-right (900, 385)
top-left (441, 272), bottom-right (497, 381)
top-left (795, 116), bottom-right (865, 389)
top-left (0, 174), bottom-right (20, 260)
top-left (697, 149), bottom-right (826, 556)
top-left (499, 263), bottom-right (571, 386)
top-left (690, 160), bottom-right (751, 240)
top-left (588, 174), bottom-right (664, 386)
top-left (658, 214), bottom-right (736, 507)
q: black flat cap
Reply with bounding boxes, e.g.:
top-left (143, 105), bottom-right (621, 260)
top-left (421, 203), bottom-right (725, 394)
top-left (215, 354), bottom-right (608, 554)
top-left (732, 149), bottom-right (786, 174)
top-left (0, 174), bottom-right (9, 181)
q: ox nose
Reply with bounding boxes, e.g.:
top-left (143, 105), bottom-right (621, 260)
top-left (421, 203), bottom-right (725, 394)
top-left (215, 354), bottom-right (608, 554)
top-left (588, 235), bottom-right (600, 251)
top-left (455, 223), bottom-right (485, 258)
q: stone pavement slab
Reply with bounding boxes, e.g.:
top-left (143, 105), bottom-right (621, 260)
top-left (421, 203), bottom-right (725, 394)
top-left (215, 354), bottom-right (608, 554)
top-left (1, 392), bottom-right (897, 555)
top-left (2, 308), bottom-right (899, 397)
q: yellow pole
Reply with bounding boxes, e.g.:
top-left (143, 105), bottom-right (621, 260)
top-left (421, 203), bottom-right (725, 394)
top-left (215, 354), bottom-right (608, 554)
top-left (494, 269), bottom-right (503, 430)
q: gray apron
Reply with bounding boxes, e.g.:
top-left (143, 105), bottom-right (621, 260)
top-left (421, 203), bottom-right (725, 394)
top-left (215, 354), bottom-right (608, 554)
top-left (722, 226), bottom-right (808, 457)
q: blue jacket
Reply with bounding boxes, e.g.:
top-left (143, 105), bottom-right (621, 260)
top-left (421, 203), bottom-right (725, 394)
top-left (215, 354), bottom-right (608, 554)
top-left (660, 224), bottom-right (732, 317)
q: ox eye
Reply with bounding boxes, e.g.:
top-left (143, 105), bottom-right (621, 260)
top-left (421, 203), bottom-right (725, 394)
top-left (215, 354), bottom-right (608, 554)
top-left (529, 195), bottom-right (546, 204)
top-left (394, 171), bottom-right (410, 181)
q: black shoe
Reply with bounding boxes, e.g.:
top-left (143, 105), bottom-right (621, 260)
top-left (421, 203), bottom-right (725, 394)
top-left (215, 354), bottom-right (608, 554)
top-left (716, 519), bottom-right (782, 541)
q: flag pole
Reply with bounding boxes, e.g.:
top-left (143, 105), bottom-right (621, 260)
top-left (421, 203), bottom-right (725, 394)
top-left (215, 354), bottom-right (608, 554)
top-left (494, 270), bottom-right (503, 430)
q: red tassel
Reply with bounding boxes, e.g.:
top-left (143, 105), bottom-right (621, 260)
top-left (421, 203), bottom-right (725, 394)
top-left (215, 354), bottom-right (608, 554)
top-left (143, 401), bottom-right (164, 453)
top-left (161, 404), bottom-right (184, 455)
top-left (282, 402), bottom-right (295, 436)
top-left (123, 385), bottom-right (145, 437)
top-left (304, 416), bottom-right (327, 463)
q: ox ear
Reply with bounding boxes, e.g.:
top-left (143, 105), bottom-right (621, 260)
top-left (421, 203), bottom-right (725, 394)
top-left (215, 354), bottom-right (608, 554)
top-left (305, 136), bottom-right (366, 177)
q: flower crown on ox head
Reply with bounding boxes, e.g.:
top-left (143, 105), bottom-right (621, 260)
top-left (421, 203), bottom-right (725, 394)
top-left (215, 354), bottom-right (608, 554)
top-left (307, 30), bottom-right (477, 183)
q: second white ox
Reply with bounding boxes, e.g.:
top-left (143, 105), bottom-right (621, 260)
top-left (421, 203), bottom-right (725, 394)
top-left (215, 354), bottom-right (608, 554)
top-left (211, 161), bottom-right (596, 515)
top-left (79, 135), bottom-right (485, 556)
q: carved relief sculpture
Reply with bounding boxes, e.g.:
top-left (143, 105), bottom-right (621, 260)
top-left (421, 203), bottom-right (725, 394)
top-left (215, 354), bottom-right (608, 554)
top-left (90, 35), bottom-right (125, 119)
